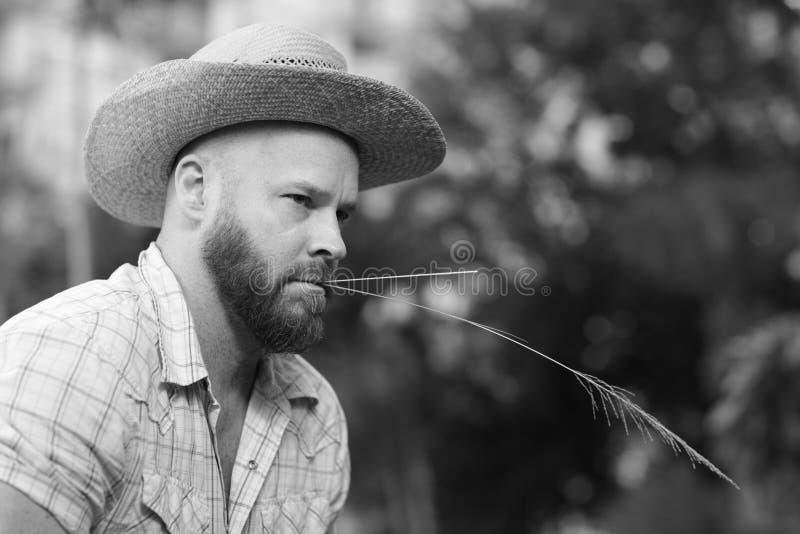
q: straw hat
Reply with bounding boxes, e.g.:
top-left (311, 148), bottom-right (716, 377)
top-left (84, 24), bottom-right (446, 227)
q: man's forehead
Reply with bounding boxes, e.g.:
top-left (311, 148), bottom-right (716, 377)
top-left (174, 121), bottom-right (359, 184)
top-left (194, 122), bottom-right (359, 200)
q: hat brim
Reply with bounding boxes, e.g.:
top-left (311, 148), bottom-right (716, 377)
top-left (84, 60), bottom-right (446, 227)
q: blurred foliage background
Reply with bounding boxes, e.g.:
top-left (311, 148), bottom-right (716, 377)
top-left (2, 0), bottom-right (800, 532)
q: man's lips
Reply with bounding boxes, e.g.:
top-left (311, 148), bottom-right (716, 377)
top-left (290, 277), bottom-right (323, 285)
top-left (289, 279), bottom-right (328, 295)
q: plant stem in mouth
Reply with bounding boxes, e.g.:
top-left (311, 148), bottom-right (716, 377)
top-left (322, 281), bottom-right (740, 489)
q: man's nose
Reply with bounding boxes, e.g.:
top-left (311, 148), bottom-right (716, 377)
top-left (308, 211), bottom-right (347, 262)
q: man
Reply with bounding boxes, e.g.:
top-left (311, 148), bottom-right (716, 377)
top-left (0, 24), bottom-right (444, 533)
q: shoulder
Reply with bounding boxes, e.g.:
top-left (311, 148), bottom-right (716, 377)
top-left (273, 353), bottom-right (349, 460)
top-left (0, 263), bottom-right (159, 402)
top-left (1, 262), bottom-right (145, 338)
top-left (0, 269), bottom-right (152, 532)
top-left (0, 265), bottom-right (150, 417)
top-left (283, 355), bottom-right (350, 515)
top-left (285, 354), bottom-right (347, 425)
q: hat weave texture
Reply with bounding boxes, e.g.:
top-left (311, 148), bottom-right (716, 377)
top-left (84, 24), bottom-right (446, 227)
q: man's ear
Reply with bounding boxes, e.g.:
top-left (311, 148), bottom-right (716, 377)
top-left (172, 154), bottom-right (208, 223)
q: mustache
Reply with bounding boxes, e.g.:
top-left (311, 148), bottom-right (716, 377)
top-left (284, 262), bottom-right (334, 284)
top-left (247, 261), bottom-right (336, 297)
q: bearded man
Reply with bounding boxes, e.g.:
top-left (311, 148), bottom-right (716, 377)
top-left (0, 24), bottom-right (444, 533)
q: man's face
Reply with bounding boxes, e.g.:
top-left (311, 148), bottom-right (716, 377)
top-left (200, 123), bottom-right (359, 353)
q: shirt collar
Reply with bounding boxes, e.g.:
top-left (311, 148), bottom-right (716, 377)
top-left (138, 242), bottom-right (321, 405)
top-left (260, 354), bottom-right (320, 406)
top-left (138, 242), bottom-right (208, 386)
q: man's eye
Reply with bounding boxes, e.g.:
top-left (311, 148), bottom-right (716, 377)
top-left (286, 194), bottom-right (311, 206)
top-left (337, 210), bottom-right (350, 223)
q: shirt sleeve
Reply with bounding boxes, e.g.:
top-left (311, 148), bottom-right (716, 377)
top-left (0, 319), bottom-right (129, 533)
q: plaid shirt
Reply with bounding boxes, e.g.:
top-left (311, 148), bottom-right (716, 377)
top-left (0, 242), bottom-right (349, 533)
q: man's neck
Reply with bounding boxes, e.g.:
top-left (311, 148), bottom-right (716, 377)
top-left (156, 235), bottom-right (260, 401)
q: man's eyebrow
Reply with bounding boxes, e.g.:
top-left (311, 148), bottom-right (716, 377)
top-left (291, 180), bottom-right (358, 212)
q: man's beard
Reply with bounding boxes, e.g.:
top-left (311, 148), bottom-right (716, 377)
top-left (201, 207), bottom-right (331, 353)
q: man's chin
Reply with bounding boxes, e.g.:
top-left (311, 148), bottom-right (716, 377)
top-left (250, 308), bottom-right (326, 354)
top-left (281, 283), bottom-right (328, 314)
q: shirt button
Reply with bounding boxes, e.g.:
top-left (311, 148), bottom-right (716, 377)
top-left (248, 460), bottom-right (258, 470)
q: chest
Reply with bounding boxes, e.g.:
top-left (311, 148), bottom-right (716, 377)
top-left (214, 396), bottom-right (248, 498)
top-left (100, 382), bottom-right (344, 533)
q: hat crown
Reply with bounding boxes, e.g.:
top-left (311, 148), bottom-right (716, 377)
top-left (190, 24), bottom-right (348, 71)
